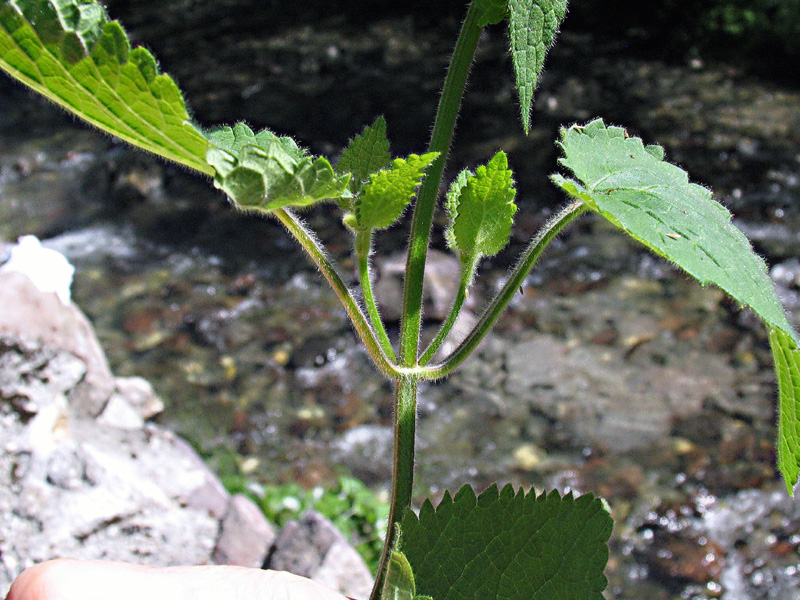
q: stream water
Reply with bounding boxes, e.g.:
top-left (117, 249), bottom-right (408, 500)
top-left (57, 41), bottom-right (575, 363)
top-left (2, 6), bottom-right (800, 599)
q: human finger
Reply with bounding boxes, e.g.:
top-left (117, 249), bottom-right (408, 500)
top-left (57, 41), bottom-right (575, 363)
top-left (6, 559), bottom-right (352, 600)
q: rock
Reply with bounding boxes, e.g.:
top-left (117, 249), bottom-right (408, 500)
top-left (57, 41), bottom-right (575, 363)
top-left (644, 529), bottom-right (726, 586)
top-left (97, 394), bottom-right (145, 430)
top-left (0, 331), bottom-right (221, 595)
top-left (374, 250), bottom-right (471, 322)
top-left (501, 333), bottom-right (735, 451)
top-left (268, 511), bottom-right (373, 600)
top-left (112, 376), bottom-right (165, 420)
top-left (332, 424), bottom-right (393, 481)
top-left (0, 235), bottom-right (74, 305)
top-left (0, 271), bottom-right (115, 416)
top-left (213, 494), bottom-right (276, 568)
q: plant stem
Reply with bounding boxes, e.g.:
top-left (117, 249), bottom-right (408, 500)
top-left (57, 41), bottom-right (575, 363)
top-left (370, 376), bottom-right (418, 600)
top-left (419, 262), bottom-right (475, 365)
top-left (399, 2), bottom-right (484, 368)
top-left (356, 230), bottom-right (396, 360)
top-left (421, 201), bottom-right (588, 379)
top-left (273, 208), bottom-right (398, 378)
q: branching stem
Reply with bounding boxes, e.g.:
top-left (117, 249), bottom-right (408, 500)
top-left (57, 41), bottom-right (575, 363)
top-left (419, 263), bottom-right (475, 365)
top-left (421, 201), bottom-right (588, 379)
top-left (273, 208), bottom-right (399, 377)
top-left (398, 2), bottom-right (484, 368)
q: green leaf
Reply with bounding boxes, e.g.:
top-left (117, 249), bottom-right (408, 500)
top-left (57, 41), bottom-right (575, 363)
top-left (447, 151), bottom-right (517, 267)
top-left (474, 0), bottom-right (508, 26)
top-left (508, 0), bottom-right (568, 133)
top-left (401, 484), bottom-right (611, 600)
top-left (381, 551), bottom-right (434, 600)
top-left (0, 0), bottom-right (211, 174)
top-left (772, 327), bottom-right (800, 495)
top-left (206, 123), bottom-right (351, 211)
top-left (353, 152), bottom-right (438, 231)
top-left (337, 116), bottom-right (392, 198)
top-left (553, 118), bottom-right (800, 492)
top-left (444, 168), bottom-right (472, 251)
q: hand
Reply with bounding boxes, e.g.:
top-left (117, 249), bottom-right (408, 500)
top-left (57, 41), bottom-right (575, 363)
top-left (6, 559), bottom-right (352, 600)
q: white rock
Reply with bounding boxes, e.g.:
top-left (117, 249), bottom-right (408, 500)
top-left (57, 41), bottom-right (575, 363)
top-left (1, 235), bottom-right (75, 305)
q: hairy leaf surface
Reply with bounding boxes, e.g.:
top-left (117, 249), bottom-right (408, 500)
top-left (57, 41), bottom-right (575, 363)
top-left (447, 151), bottom-right (517, 267)
top-left (0, 0), bottom-right (211, 173)
top-left (554, 118), bottom-right (800, 492)
top-left (772, 327), bottom-right (800, 494)
top-left (401, 484), bottom-right (611, 600)
top-left (508, 0), bottom-right (568, 133)
top-left (474, 0), bottom-right (508, 26)
top-left (381, 551), bottom-right (432, 600)
top-left (353, 153), bottom-right (438, 230)
top-left (206, 123), bottom-right (350, 211)
top-left (337, 116), bottom-right (392, 198)
top-left (445, 168), bottom-right (472, 251)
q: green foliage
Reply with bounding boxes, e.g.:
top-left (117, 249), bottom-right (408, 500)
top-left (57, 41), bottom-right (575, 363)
top-left (553, 118), bottom-right (800, 491)
top-left (474, 0), bottom-right (508, 26)
top-left (400, 484), bottom-right (612, 600)
top-left (507, 0), bottom-right (569, 133)
top-left (229, 476), bottom-right (390, 573)
top-left (337, 116), bottom-right (393, 197)
top-left (0, 0), bottom-right (211, 173)
top-left (349, 153), bottom-right (438, 231)
top-left (446, 151), bottom-right (517, 272)
top-left (771, 327), bottom-right (800, 494)
top-left (206, 123), bottom-right (351, 211)
top-left (380, 551), bottom-right (433, 600)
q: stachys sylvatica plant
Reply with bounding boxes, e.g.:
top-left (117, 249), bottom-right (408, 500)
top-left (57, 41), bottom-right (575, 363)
top-left (2, 0), bottom-right (799, 598)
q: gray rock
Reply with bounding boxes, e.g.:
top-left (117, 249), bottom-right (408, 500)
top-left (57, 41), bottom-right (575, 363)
top-left (0, 271), bottom-right (115, 416)
top-left (332, 424), bottom-right (393, 481)
top-left (112, 376), bottom-right (165, 420)
top-left (0, 259), bottom-right (377, 599)
top-left (213, 494), bottom-right (276, 568)
top-left (374, 250), bottom-right (471, 322)
top-left (97, 394), bottom-right (145, 430)
top-left (501, 333), bottom-right (734, 451)
top-left (0, 331), bottom-right (221, 596)
top-left (268, 511), bottom-right (373, 600)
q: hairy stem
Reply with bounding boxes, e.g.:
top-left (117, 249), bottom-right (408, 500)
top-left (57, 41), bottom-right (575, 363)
top-left (273, 208), bottom-right (398, 378)
top-left (422, 201), bottom-right (588, 379)
top-left (370, 376), bottom-right (418, 600)
top-left (356, 230), bottom-right (396, 360)
top-left (399, 2), bottom-right (484, 367)
top-left (419, 262), bottom-right (475, 366)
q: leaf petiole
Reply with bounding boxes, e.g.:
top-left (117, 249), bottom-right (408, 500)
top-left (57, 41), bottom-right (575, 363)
top-left (356, 229), bottom-right (396, 361)
top-left (273, 208), bottom-right (398, 377)
top-left (418, 263), bottom-right (475, 366)
top-left (422, 200), bottom-right (588, 380)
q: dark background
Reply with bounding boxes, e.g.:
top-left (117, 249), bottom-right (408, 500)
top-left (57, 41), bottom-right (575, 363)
top-left (102, 0), bottom-right (800, 83)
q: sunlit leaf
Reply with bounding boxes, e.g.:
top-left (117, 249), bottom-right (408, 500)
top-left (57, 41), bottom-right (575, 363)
top-left (0, 0), bottom-right (211, 173)
top-left (447, 151), bottom-right (517, 269)
top-left (507, 0), bottom-right (568, 133)
top-left (353, 152), bottom-right (438, 230)
top-left (337, 116), bottom-right (392, 198)
top-left (206, 123), bottom-right (350, 211)
top-left (553, 118), bottom-right (800, 493)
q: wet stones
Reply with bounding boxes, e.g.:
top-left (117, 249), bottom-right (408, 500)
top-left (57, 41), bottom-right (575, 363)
top-left (267, 511), bottom-right (373, 600)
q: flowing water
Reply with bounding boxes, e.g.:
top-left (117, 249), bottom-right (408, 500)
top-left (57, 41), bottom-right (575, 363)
top-left (2, 8), bottom-right (800, 598)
